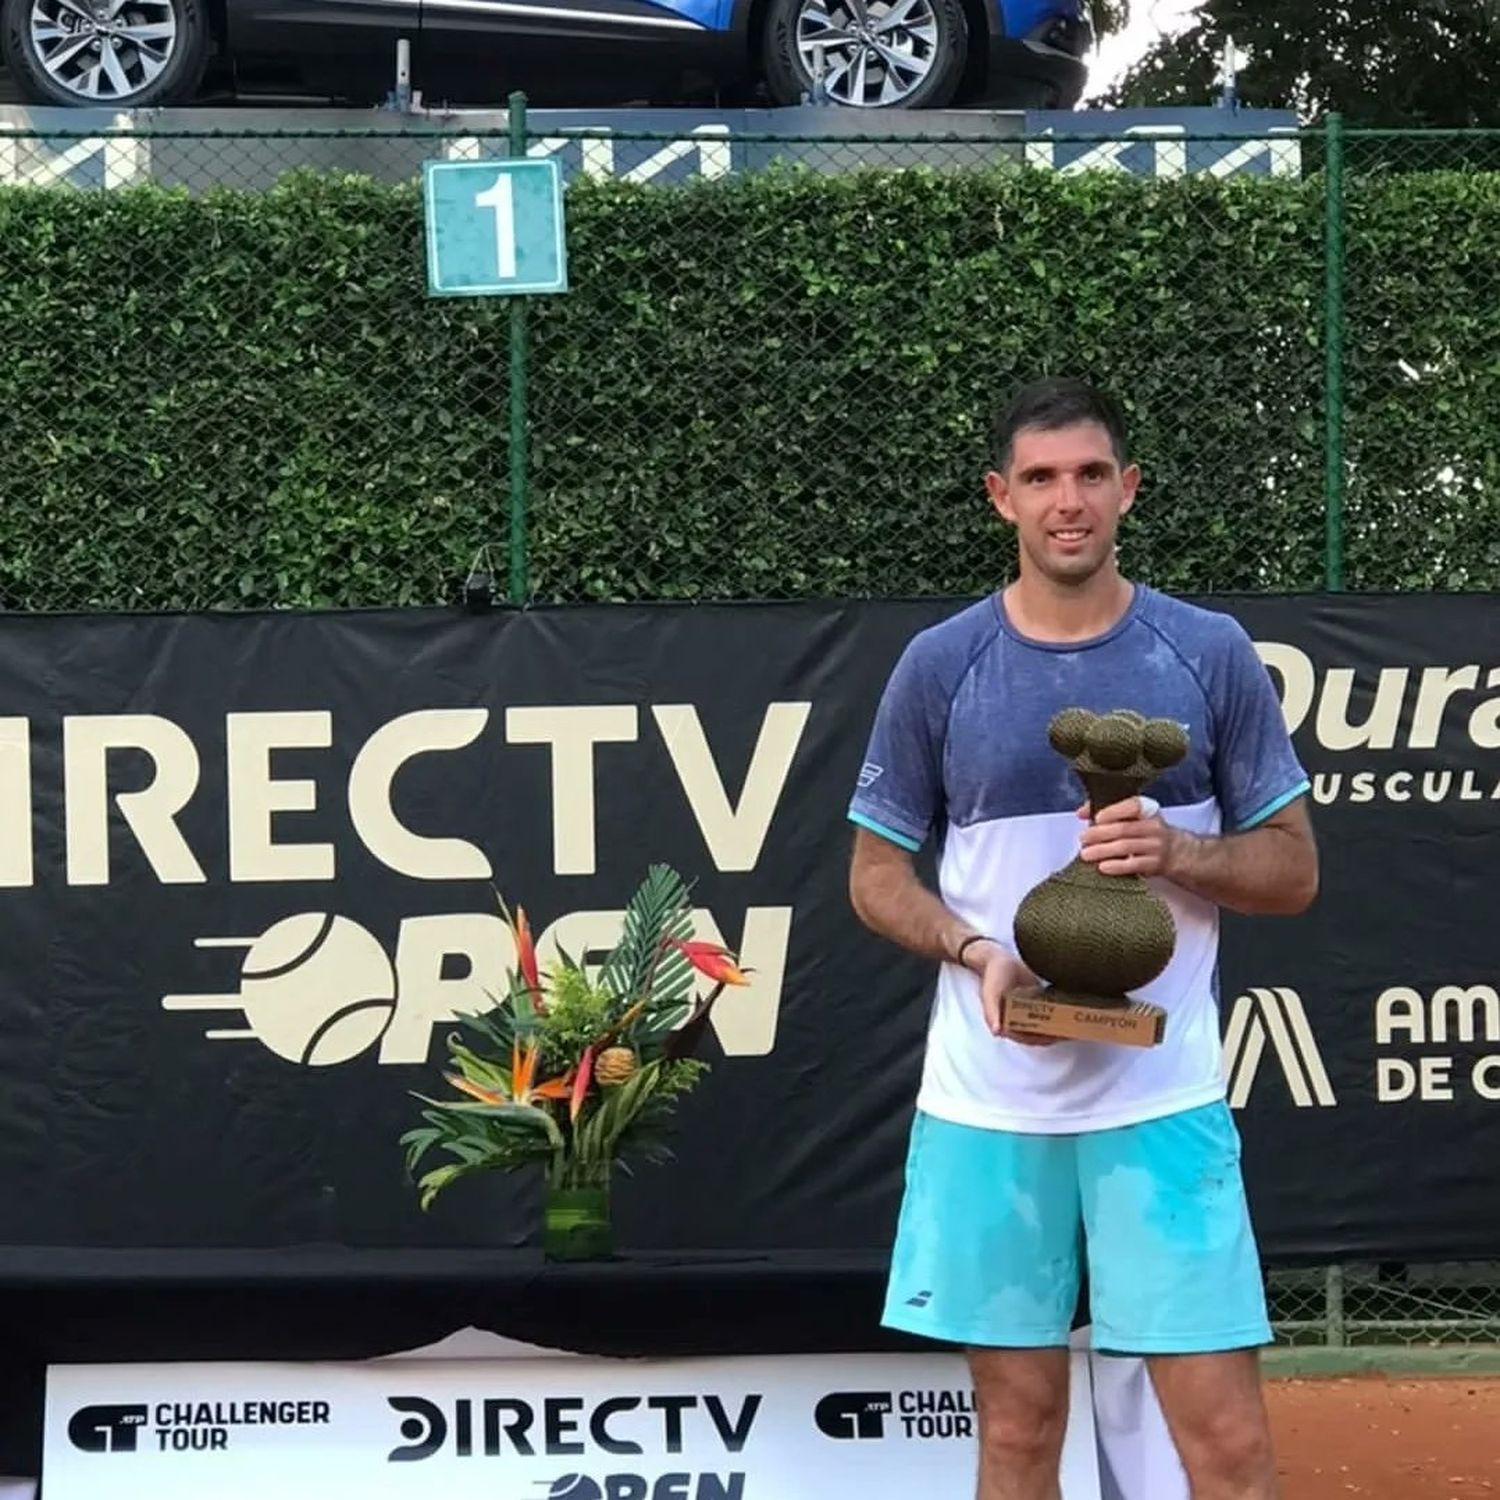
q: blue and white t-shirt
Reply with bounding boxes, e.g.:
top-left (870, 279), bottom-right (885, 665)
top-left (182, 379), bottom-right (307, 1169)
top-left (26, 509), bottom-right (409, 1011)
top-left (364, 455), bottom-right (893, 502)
top-left (848, 585), bottom-right (1309, 1135)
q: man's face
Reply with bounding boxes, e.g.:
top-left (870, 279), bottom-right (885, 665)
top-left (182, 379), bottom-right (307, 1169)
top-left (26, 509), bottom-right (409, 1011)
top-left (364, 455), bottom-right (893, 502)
top-left (986, 421), bottom-right (1140, 586)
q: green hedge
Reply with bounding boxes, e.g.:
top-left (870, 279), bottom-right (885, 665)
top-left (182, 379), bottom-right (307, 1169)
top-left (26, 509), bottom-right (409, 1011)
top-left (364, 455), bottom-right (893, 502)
top-left (0, 161), bottom-right (1495, 610)
top-left (1342, 170), bottom-right (1500, 589)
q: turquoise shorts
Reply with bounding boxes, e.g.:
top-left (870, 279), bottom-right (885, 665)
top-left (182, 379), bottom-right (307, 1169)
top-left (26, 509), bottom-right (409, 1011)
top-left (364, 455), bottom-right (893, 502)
top-left (882, 1100), bottom-right (1272, 1355)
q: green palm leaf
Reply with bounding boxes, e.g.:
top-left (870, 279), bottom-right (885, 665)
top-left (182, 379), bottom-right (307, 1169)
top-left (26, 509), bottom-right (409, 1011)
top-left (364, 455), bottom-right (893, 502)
top-left (600, 863), bottom-right (695, 1009)
top-left (418, 1163), bottom-right (475, 1209)
top-left (451, 996), bottom-right (517, 1055)
top-left (444, 1040), bottom-right (511, 1091)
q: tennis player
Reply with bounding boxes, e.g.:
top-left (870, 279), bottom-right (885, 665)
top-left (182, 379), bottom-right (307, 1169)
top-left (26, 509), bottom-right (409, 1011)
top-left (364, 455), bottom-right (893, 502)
top-left (848, 377), bottom-right (1317, 1500)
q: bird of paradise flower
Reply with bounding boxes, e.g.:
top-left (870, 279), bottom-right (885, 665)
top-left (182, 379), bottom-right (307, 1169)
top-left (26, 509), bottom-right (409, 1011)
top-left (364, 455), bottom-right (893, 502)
top-left (401, 864), bottom-right (750, 1213)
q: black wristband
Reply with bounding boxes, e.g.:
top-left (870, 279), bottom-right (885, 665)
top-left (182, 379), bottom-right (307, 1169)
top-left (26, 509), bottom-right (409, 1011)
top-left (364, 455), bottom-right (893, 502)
top-left (955, 934), bottom-right (994, 966)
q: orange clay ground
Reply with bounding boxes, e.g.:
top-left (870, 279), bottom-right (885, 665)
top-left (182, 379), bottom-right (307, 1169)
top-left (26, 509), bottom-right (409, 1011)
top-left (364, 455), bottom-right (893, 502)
top-left (1267, 1375), bottom-right (1500, 1499)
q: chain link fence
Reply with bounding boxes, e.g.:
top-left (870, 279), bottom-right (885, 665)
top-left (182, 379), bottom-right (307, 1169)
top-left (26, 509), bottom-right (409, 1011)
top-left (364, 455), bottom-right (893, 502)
top-left (2, 109), bottom-right (1499, 1353)
top-left (524, 125), bottom-right (1323, 602)
top-left (1270, 1263), bottom-right (1500, 1351)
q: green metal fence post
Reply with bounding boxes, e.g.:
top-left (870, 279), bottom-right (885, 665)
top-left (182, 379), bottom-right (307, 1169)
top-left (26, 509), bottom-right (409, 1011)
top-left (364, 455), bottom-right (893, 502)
top-left (1323, 112), bottom-right (1346, 591)
top-left (508, 90), bottom-right (530, 605)
top-left (1325, 1262), bottom-right (1346, 1347)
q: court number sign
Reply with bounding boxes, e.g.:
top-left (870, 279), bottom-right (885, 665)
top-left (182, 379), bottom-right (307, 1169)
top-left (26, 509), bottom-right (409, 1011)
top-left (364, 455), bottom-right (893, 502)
top-left (422, 159), bottom-right (568, 297)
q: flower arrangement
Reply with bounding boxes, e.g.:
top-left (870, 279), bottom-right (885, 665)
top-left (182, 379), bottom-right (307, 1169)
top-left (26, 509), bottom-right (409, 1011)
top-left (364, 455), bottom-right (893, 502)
top-left (401, 864), bottom-right (748, 1258)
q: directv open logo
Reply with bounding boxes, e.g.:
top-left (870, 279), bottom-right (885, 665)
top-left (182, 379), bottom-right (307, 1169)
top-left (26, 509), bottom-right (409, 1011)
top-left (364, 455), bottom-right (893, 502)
top-left (159, 902), bottom-right (788, 1069)
top-left (384, 1391), bottom-right (757, 1496)
top-left (541, 1477), bottom-right (745, 1499)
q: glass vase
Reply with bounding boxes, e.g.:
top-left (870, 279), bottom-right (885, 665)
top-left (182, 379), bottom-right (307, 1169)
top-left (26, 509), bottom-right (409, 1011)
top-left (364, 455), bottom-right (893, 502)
top-left (543, 1159), bottom-right (614, 1262)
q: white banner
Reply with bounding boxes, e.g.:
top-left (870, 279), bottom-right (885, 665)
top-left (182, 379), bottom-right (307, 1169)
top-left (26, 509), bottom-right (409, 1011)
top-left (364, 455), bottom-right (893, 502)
top-left (45, 1345), bottom-right (1110, 1500)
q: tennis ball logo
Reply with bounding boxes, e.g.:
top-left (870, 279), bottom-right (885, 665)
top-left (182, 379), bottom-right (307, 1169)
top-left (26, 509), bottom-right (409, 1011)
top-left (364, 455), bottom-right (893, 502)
top-left (162, 913), bottom-right (399, 1067)
top-left (546, 1479), bottom-right (603, 1500)
top-left (239, 913), bottom-right (398, 1065)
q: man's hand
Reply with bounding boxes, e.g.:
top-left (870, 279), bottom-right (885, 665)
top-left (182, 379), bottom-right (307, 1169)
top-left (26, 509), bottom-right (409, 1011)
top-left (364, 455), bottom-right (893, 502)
top-left (846, 827), bottom-right (1070, 1046)
top-left (1076, 795), bottom-right (1319, 916)
top-left (1077, 796), bottom-right (1186, 880)
top-left (963, 939), bottom-right (1057, 1047)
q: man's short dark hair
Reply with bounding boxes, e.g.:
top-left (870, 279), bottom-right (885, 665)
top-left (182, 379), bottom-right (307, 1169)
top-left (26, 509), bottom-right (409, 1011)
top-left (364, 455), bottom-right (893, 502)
top-left (990, 377), bottom-right (1129, 473)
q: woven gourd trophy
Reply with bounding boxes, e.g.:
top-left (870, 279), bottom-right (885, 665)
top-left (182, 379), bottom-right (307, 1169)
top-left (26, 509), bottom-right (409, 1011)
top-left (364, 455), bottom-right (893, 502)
top-left (1001, 707), bottom-right (1190, 1049)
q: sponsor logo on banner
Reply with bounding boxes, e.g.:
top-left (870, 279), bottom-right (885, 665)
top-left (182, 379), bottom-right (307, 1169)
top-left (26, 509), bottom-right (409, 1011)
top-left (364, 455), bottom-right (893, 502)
top-left (67, 1405), bottom-right (149, 1453)
top-left (66, 1398), bottom-right (331, 1455)
top-left (1222, 988), bottom-right (1337, 1109)
top-left (44, 1350), bottom-right (1106, 1500)
top-left (381, 1386), bottom-right (756, 1499)
top-left (814, 1388), bottom-right (976, 1441)
top-left (1376, 982), bottom-right (1500, 1104)
top-left (1223, 982), bottom-right (1500, 1110)
top-left (1255, 642), bottom-right (1500, 807)
top-left (384, 1390), bottom-right (760, 1463)
top-left (536, 1475), bottom-right (743, 1499)
top-left (813, 1392), bottom-right (892, 1440)
top-left (0, 703), bottom-right (809, 1068)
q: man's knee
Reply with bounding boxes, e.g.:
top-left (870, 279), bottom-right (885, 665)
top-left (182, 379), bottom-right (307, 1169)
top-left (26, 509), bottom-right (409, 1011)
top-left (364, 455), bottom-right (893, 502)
top-left (1164, 1390), bottom-right (1274, 1491)
top-left (978, 1400), bottom-right (1069, 1466)
top-left (1187, 1405), bottom-right (1274, 1486)
top-left (1149, 1350), bottom-right (1277, 1493)
top-left (969, 1349), bottom-right (1070, 1465)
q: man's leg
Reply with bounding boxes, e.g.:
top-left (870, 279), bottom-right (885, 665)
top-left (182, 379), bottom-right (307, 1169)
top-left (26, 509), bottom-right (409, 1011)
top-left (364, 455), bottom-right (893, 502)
top-left (1080, 1100), bottom-right (1278, 1500)
top-left (879, 1110), bottom-right (1082, 1500)
top-left (1146, 1350), bottom-right (1277, 1500)
top-left (968, 1347), bottom-right (1072, 1500)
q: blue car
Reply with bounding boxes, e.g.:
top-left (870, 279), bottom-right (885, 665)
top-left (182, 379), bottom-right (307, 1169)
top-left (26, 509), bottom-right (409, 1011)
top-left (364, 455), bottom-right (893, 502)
top-left (0, 0), bottom-right (1089, 111)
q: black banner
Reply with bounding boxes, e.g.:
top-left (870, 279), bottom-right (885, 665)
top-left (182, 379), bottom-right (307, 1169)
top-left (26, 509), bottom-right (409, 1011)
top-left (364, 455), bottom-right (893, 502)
top-left (0, 595), bottom-right (1497, 1272)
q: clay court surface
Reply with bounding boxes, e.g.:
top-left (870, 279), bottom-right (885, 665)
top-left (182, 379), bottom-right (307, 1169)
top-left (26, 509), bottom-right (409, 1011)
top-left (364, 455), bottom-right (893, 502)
top-left (1267, 1375), bottom-right (1500, 1498)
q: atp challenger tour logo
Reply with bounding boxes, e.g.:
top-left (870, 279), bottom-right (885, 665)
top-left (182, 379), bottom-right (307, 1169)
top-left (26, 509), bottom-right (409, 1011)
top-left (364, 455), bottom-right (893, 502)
top-left (67, 1405), bottom-right (148, 1453)
top-left (1255, 642), bottom-right (1500, 807)
top-left (814, 1386), bottom-right (976, 1441)
top-left (68, 1398), bottom-right (330, 1454)
top-left (0, 703), bottom-right (807, 1068)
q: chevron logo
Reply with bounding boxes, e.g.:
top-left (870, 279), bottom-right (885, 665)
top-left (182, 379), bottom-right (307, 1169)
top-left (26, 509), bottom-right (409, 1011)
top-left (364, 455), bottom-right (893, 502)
top-left (1223, 987), bottom-right (1336, 1109)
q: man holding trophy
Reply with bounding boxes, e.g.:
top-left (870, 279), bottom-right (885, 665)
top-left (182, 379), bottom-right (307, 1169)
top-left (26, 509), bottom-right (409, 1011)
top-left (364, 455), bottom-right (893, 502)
top-left (847, 378), bottom-right (1318, 1500)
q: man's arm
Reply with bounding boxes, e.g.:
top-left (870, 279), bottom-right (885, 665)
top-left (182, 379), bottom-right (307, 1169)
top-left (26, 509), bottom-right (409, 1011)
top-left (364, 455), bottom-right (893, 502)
top-left (849, 827), bottom-right (1046, 1040)
top-left (1078, 795), bottom-right (1318, 916)
top-left (848, 826), bottom-right (978, 966)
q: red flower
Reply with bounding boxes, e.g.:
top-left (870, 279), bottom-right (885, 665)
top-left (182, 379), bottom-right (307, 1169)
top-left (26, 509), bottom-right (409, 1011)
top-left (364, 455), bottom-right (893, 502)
top-left (570, 1046), bottom-right (596, 1124)
top-left (515, 905), bottom-right (542, 999)
top-left (669, 938), bottom-right (749, 987)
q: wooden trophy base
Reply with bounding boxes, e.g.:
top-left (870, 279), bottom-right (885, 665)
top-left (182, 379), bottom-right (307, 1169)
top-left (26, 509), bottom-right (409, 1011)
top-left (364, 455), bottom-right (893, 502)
top-left (1001, 985), bottom-right (1167, 1049)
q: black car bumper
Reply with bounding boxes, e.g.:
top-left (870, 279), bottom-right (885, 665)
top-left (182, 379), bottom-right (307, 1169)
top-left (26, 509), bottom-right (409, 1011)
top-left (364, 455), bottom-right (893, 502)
top-left (978, 14), bottom-right (1089, 110)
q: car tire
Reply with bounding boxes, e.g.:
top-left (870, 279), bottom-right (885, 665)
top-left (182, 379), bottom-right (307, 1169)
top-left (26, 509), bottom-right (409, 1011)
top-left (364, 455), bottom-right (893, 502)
top-left (761, 0), bottom-right (968, 109)
top-left (1, 0), bottom-right (211, 109)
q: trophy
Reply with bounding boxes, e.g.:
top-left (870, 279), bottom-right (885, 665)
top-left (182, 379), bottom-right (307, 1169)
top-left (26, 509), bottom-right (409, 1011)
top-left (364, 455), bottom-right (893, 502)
top-left (1000, 707), bottom-right (1189, 1049)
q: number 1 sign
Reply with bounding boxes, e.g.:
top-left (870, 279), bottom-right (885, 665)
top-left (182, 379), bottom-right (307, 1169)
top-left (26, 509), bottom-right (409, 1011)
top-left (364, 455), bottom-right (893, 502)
top-left (422, 158), bottom-right (568, 297)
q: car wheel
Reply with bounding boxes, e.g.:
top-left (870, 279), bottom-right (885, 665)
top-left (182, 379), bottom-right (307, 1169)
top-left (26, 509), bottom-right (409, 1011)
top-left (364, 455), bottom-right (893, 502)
top-left (762, 0), bottom-right (968, 109)
top-left (1, 0), bottom-right (210, 109)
